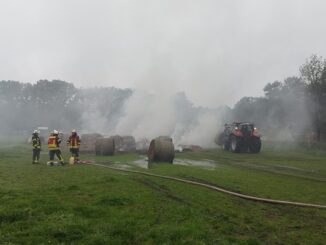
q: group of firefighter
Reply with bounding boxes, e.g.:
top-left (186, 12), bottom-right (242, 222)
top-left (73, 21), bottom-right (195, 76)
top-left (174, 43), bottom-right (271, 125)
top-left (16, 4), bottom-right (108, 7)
top-left (31, 129), bottom-right (81, 165)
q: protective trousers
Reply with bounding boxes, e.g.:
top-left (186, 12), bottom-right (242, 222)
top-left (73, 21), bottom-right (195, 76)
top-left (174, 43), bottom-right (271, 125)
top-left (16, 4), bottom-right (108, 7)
top-left (49, 150), bottom-right (64, 163)
top-left (70, 148), bottom-right (79, 159)
top-left (32, 149), bottom-right (40, 163)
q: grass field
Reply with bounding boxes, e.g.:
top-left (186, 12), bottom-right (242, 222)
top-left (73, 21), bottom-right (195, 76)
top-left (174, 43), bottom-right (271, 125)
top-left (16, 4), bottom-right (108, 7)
top-left (0, 142), bottom-right (325, 244)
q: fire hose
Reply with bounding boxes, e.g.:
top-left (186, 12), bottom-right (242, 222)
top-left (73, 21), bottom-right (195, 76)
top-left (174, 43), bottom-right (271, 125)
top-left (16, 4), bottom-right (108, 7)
top-left (88, 162), bottom-right (326, 209)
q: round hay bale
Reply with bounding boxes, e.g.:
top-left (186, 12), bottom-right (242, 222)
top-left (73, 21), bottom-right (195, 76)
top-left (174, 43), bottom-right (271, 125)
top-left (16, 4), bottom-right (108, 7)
top-left (95, 139), bottom-right (103, 155)
top-left (148, 137), bottom-right (175, 163)
top-left (111, 135), bottom-right (136, 153)
top-left (111, 135), bottom-right (123, 153)
top-left (121, 136), bottom-right (136, 153)
top-left (95, 137), bottom-right (115, 156)
top-left (157, 136), bottom-right (173, 142)
top-left (136, 138), bottom-right (150, 154)
top-left (80, 133), bottom-right (103, 153)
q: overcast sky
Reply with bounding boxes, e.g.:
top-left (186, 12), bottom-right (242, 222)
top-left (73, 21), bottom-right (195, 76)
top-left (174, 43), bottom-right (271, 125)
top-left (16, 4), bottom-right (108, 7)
top-left (0, 0), bottom-right (326, 107)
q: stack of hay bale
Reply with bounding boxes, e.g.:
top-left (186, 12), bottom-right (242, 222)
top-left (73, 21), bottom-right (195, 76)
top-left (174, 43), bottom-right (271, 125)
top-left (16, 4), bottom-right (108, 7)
top-left (79, 134), bottom-right (137, 156)
top-left (136, 138), bottom-right (150, 154)
top-left (80, 133), bottom-right (103, 154)
top-left (111, 135), bottom-right (136, 154)
top-left (148, 136), bottom-right (175, 163)
top-left (111, 135), bottom-right (123, 153)
top-left (120, 136), bottom-right (136, 153)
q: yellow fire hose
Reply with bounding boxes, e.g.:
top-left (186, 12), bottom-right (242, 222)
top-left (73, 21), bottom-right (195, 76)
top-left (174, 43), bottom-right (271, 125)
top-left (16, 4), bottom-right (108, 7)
top-left (88, 162), bottom-right (326, 209)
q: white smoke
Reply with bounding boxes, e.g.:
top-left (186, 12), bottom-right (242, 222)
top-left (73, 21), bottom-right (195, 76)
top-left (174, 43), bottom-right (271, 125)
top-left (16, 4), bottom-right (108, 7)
top-left (114, 90), bottom-right (177, 139)
top-left (178, 112), bottom-right (221, 148)
top-left (114, 60), bottom-right (180, 140)
top-left (103, 57), bottom-right (220, 146)
top-left (81, 101), bottom-right (108, 134)
top-left (113, 89), bottom-right (221, 147)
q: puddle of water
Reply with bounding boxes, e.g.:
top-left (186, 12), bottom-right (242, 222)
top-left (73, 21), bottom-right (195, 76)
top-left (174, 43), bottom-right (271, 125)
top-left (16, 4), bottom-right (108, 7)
top-left (129, 158), bottom-right (220, 170)
top-left (273, 164), bottom-right (315, 172)
top-left (132, 159), bottom-right (149, 169)
top-left (173, 159), bottom-right (219, 169)
top-left (111, 163), bottom-right (131, 170)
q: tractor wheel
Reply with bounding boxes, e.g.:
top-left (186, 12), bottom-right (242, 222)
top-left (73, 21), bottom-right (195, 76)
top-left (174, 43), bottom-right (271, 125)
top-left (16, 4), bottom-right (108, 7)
top-left (230, 135), bottom-right (241, 153)
top-left (249, 138), bottom-right (261, 153)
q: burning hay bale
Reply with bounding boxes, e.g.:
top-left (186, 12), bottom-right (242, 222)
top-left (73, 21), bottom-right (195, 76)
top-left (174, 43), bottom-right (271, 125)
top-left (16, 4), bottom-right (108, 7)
top-left (176, 144), bottom-right (204, 152)
top-left (80, 133), bottom-right (103, 153)
top-left (111, 135), bottom-right (136, 153)
top-left (120, 136), bottom-right (136, 153)
top-left (148, 136), bottom-right (175, 163)
top-left (95, 137), bottom-right (115, 156)
top-left (136, 138), bottom-right (150, 154)
top-left (111, 135), bottom-right (123, 150)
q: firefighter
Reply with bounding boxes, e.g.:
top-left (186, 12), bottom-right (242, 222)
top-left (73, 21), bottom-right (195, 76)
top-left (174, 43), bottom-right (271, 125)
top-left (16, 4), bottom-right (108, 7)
top-left (32, 130), bottom-right (41, 164)
top-left (48, 129), bottom-right (64, 165)
top-left (67, 129), bottom-right (81, 162)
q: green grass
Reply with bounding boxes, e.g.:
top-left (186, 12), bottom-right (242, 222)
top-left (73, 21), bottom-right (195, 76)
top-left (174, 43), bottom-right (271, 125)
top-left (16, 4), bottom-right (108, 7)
top-left (0, 143), bottom-right (325, 244)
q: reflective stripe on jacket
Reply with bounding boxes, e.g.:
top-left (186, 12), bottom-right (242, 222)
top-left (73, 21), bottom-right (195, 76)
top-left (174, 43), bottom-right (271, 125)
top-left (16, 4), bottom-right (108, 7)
top-left (48, 136), bottom-right (59, 150)
top-left (32, 136), bottom-right (41, 149)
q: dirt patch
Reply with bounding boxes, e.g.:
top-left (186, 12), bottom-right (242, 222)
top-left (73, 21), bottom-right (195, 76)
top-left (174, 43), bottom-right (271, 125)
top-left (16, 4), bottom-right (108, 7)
top-left (96, 197), bottom-right (133, 206)
top-left (264, 211), bottom-right (281, 221)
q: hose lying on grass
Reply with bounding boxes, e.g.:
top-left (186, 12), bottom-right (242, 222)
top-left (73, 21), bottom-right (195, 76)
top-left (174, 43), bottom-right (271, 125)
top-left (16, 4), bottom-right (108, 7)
top-left (88, 162), bottom-right (326, 210)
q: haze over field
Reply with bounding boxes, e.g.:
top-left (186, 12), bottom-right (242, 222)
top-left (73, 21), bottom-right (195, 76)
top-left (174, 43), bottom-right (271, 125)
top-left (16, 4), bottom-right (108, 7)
top-left (1, 0), bottom-right (326, 106)
top-left (1, 1), bottom-right (326, 146)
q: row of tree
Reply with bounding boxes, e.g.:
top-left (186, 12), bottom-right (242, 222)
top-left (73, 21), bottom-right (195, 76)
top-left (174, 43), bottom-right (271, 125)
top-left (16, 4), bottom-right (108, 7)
top-left (0, 54), bottom-right (325, 142)
top-left (231, 54), bottom-right (326, 141)
top-left (0, 80), bottom-right (131, 135)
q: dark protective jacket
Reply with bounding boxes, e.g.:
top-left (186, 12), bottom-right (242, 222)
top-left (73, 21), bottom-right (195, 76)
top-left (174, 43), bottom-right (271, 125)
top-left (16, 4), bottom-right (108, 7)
top-left (67, 134), bottom-right (81, 149)
top-left (32, 134), bottom-right (41, 149)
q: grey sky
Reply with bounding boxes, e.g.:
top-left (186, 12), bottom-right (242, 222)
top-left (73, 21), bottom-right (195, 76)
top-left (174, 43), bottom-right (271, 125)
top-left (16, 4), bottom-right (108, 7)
top-left (0, 0), bottom-right (326, 106)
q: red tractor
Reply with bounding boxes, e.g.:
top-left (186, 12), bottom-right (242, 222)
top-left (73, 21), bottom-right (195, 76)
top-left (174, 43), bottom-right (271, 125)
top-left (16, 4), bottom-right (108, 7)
top-left (216, 122), bottom-right (262, 153)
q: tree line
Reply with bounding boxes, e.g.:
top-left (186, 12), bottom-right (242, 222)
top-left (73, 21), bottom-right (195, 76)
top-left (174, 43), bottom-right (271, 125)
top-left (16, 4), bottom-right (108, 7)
top-left (0, 54), bottom-right (325, 142)
top-left (0, 80), bottom-right (131, 135)
top-left (231, 54), bottom-right (326, 141)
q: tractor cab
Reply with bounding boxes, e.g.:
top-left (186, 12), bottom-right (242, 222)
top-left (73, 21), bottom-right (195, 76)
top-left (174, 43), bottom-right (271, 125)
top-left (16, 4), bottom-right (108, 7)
top-left (216, 122), bottom-right (261, 153)
top-left (238, 123), bottom-right (255, 137)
